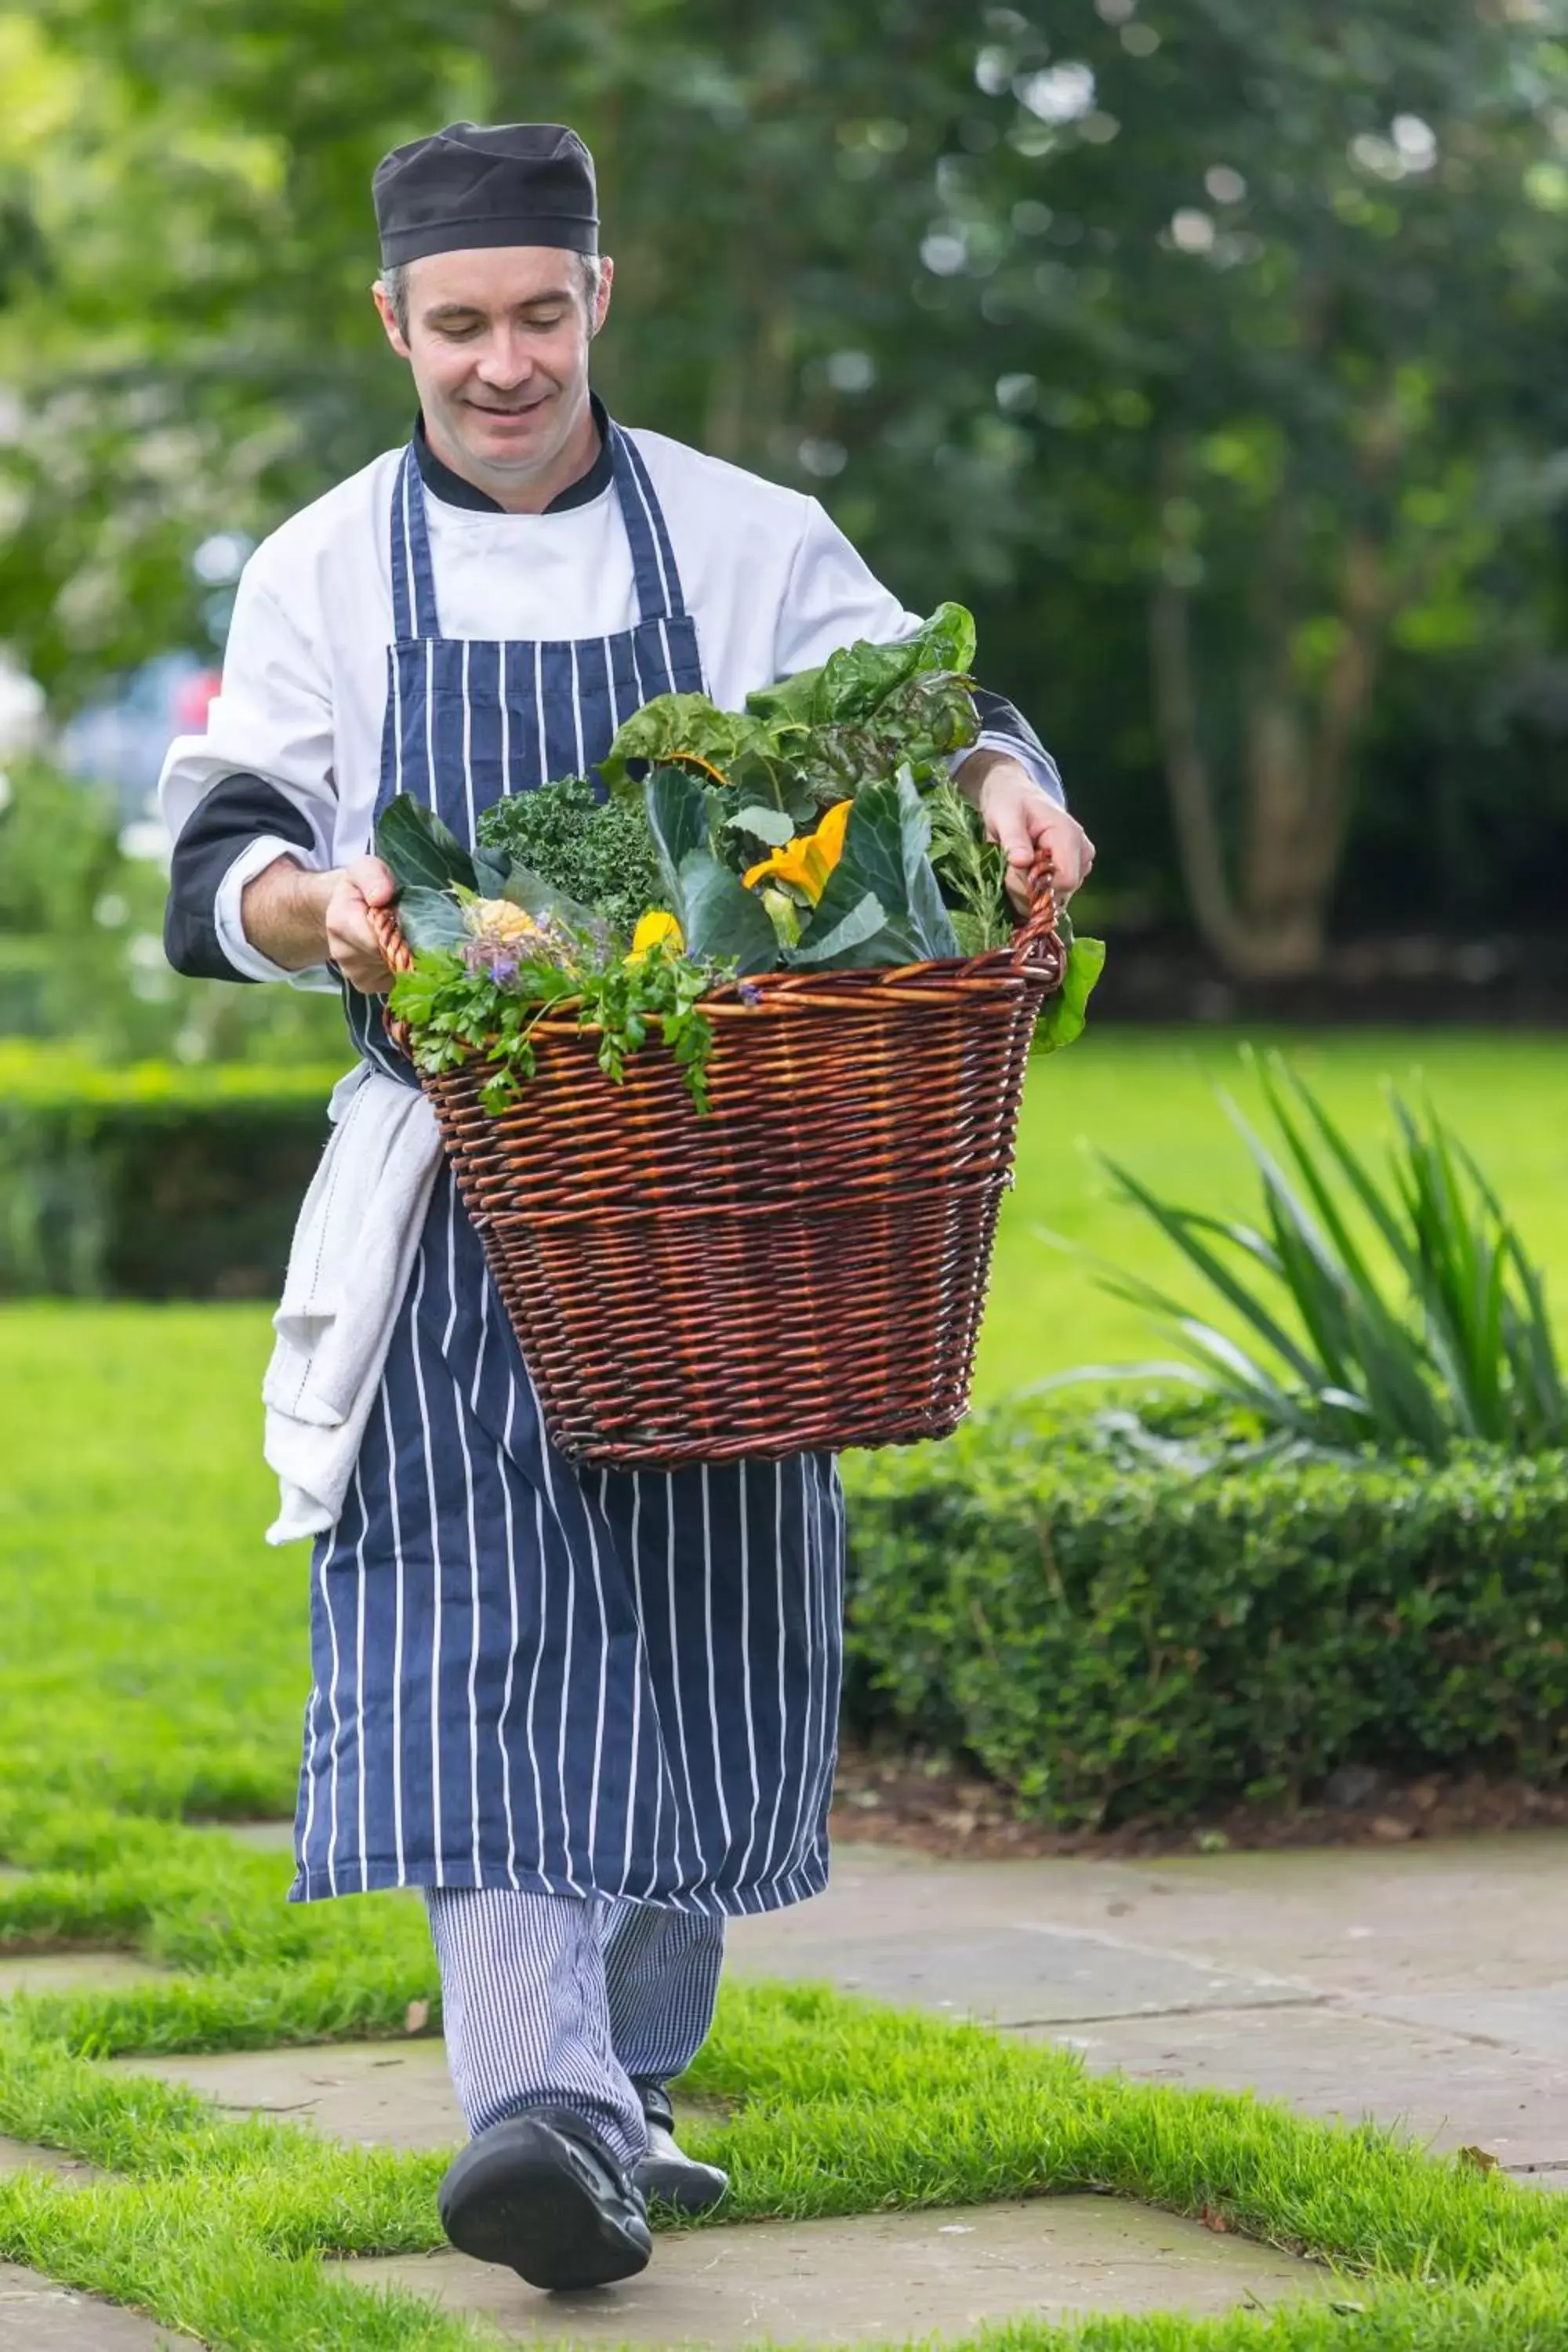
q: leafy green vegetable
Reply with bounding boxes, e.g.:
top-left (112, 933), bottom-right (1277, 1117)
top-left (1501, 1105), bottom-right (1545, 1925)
top-left (395, 884), bottom-right (469, 953)
top-left (925, 781), bottom-right (1013, 956)
top-left (645, 764), bottom-right (778, 972)
top-left (793, 775), bottom-right (960, 969)
top-left (597, 603), bottom-right (982, 843)
top-left (376, 795), bottom-right (478, 895)
top-left (476, 776), bottom-right (662, 938)
top-left (728, 804), bottom-right (795, 848)
top-left (677, 849), bottom-right (779, 972)
top-left (1037, 935), bottom-right (1106, 1053)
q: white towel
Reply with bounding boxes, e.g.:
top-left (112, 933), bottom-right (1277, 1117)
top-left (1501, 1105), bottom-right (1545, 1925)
top-left (263, 1063), bottom-right (444, 1544)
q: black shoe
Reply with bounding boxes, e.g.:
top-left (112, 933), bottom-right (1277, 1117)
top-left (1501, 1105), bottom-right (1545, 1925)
top-left (632, 2080), bottom-right (729, 2215)
top-left (438, 2106), bottom-right (652, 2291)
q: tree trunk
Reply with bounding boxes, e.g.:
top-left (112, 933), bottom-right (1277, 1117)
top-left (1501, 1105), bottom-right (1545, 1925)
top-left (1149, 454), bottom-right (1389, 979)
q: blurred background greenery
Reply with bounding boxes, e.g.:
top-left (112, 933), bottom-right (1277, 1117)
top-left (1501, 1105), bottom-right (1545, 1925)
top-left (0, 0), bottom-right (1563, 1301)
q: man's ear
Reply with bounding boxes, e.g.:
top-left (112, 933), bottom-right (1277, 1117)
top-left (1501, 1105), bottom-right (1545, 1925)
top-left (372, 281), bottom-right (412, 359)
top-left (594, 256), bottom-right (615, 336)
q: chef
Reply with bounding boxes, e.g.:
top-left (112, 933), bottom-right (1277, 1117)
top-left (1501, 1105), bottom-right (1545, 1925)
top-left (161, 121), bottom-right (1094, 2295)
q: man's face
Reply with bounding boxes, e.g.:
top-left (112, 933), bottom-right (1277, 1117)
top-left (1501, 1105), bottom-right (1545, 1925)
top-left (375, 246), bottom-right (612, 487)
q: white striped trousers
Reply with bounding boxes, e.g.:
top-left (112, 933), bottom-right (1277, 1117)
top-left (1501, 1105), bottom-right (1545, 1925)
top-left (426, 1887), bottom-right (726, 2169)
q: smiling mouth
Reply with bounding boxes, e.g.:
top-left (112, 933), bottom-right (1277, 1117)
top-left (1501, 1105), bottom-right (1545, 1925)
top-left (467, 397), bottom-right (548, 419)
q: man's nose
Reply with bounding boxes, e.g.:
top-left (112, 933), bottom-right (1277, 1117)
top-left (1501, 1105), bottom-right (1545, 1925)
top-left (475, 332), bottom-right (535, 388)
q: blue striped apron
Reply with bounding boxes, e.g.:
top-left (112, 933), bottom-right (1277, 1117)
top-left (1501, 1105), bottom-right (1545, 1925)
top-left (292, 424), bottom-right (844, 1915)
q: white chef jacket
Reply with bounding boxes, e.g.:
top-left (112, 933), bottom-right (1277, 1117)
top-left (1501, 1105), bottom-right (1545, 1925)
top-left (159, 419), bottom-right (1063, 984)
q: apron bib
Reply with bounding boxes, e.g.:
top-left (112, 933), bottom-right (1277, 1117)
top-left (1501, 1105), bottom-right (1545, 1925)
top-left (292, 425), bottom-right (844, 1913)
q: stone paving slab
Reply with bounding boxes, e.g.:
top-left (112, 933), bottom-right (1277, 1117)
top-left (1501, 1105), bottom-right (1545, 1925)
top-left (107, 2042), bottom-right (720, 2156)
top-left (0, 1953), bottom-right (165, 1999)
top-left (1363, 1984), bottom-right (1568, 2058)
top-left (108, 2041), bottom-right (463, 2149)
top-left (728, 1920), bottom-right (1301, 2026)
top-left (343, 2198), bottom-right (1330, 2344)
top-left (0, 2263), bottom-right (183, 2349)
top-left (735, 1837), bottom-right (1568, 2003)
top-left (1040, 2001), bottom-right (1568, 2175)
top-left (0, 2134), bottom-right (96, 2183)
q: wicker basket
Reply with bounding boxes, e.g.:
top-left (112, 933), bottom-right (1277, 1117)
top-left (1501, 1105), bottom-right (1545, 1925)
top-left (369, 855), bottom-right (1064, 1468)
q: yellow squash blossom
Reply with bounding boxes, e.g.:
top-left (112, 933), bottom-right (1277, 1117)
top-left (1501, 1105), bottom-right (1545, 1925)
top-left (742, 798), bottom-right (854, 903)
top-left (627, 908), bottom-right (684, 964)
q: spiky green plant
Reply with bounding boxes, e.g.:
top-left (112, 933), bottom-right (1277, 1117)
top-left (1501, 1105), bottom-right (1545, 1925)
top-left (1094, 1051), bottom-right (1566, 1457)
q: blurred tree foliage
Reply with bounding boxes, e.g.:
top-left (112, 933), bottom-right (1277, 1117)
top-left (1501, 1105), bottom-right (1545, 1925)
top-left (2, 0), bottom-right (1567, 974)
top-left (0, 760), bottom-right (347, 1062)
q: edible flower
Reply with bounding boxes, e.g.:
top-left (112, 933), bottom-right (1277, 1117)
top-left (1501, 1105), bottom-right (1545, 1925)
top-left (742, 798), bottom-right (854, 904)
top-left (627, 908), bottom-right (684, 964)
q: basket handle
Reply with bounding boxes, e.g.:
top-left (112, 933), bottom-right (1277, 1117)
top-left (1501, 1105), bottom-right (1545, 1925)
top-left (1011, 843), bottom-right (1061, 971)
top-left (365, 901), bottom-right (416, 1055)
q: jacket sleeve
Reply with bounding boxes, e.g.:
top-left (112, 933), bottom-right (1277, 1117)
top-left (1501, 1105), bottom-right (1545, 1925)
top-left (770, 497), bottom-right (1067, 807)
top-left (163, 773), bottom-right (318, 982)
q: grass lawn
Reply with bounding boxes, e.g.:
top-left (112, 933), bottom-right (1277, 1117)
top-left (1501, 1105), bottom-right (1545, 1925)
top-left (2, 1026), bottom-right (1567, 2346)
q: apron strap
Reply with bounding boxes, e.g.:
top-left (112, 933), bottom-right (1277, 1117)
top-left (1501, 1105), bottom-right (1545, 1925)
top-left (390, 444), bottom-right (443, 641)
top-left (610, 424), bottom-right (691, 625)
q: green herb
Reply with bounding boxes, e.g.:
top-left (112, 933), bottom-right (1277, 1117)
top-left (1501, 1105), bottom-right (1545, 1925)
top-left (924, 781), bottom-right (1014, 956)
top-left (387, 935), bottom-right (724, 1116)
top-left (475, 775), bottom-right (663, 938)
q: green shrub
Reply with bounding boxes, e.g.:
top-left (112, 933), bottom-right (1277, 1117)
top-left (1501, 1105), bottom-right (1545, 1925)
top-left (0, 1043), bottom-right (342, 1297)
top-left (842, 1400), bottom-right (1568, 1828)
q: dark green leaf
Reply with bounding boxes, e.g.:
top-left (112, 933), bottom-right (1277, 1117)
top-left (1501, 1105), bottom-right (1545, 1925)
top-left (644, 764), bottom-right (712, 916)
top-left (785, 890), bottom-right (888, 967)
top-left (375, 794), bottom-right (477, 894)
top-left (395, 886), bottom-right (469, 953)
top-left (677, 848), bottom-right (779, 973)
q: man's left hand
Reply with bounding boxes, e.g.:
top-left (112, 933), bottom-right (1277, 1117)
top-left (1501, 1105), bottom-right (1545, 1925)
top-left (961, 750), bottom-right (1095, 915)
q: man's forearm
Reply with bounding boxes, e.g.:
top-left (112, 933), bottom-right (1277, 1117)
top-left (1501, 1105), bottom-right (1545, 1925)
top-left (956, 745), bottom-right (1021, 805)
top-left (240, 855), bottom-right (339, 971)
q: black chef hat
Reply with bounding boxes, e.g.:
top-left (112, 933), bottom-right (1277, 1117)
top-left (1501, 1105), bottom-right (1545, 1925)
top-left (373, 122), bottom-right (598, 267)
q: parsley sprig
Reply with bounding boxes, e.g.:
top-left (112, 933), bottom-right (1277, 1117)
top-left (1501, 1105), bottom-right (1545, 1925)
top-left (389, 937), bottom-right (728, 1116)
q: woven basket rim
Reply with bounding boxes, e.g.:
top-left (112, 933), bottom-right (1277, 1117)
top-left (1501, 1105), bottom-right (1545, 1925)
top-left (369, 839), bottom-right (1065, 1054)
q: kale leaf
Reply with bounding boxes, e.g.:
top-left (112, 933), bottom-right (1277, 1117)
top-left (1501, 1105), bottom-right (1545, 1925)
top-left (477, 777), bottom-right (663, 941)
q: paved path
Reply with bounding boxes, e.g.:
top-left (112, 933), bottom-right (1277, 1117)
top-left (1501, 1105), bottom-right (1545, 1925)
top-left (727, 1835), bottom-right (1568, 2183)
top-left (19, 1828), bottom-right (1568, 2343)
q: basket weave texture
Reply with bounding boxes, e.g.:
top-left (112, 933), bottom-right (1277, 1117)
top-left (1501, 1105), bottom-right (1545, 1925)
top-left (370, 856), bottom-right (1064, 1468)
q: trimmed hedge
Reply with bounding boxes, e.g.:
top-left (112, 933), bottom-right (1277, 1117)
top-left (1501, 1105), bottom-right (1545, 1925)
top-left (842, 1403), bottom-right (1568, 1828)
top-left (0, 1044), bottom-right (343, 1298)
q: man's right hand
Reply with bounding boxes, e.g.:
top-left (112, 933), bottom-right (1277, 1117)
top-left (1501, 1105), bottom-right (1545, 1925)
top-left (241, 852), bottom-right (399, 991)
top-left (323, 857), bottom-right (399, 993)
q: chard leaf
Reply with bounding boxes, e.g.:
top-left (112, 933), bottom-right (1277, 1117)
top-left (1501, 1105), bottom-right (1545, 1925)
top-left (1036, 936), bottom-right (1106, 1054)
top-left (920, 600), bottom-right (978, 674)
top-left (601, 693), bottom-right (768, 793)
top-left (677, 850), bottom-right (780, 973)
top-left (376, 794), bottom-right (477, 894)
top-left (727, 804), bottom-right (796, 848)
top-left (397, 885), bottom-right (469, 953)
top-left (784, 890), bottom-right (888, 967)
